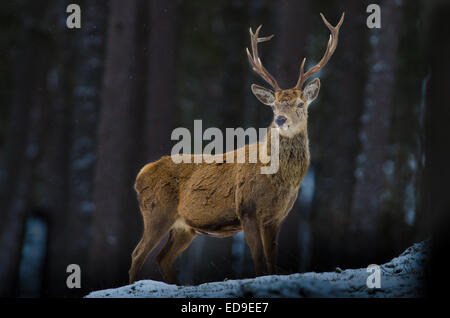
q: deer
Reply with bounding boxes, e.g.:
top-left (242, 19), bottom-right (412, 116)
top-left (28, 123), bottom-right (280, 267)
top-left (128, 13), bottom-right (344, 285)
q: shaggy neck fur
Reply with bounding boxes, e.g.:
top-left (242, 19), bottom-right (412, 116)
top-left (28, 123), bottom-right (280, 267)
top-left (264, 123), bottom-right (310, 187)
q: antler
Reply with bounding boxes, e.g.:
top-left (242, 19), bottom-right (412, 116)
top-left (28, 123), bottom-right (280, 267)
top-left (246, 25), bottom-right (281, 91)
top-left (295, 12), bottom-right (345, 90)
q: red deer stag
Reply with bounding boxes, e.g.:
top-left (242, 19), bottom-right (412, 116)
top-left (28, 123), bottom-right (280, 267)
top-left (129, 13), bottom-right (344, 285)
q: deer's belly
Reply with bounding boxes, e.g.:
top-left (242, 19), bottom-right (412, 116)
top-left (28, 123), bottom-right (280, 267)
top-left (177, 165), bottom-right (240, 236)
top-left (178, 200), bottom-right (241, 238)
top-left (178, 199), bottom-right (240, 236)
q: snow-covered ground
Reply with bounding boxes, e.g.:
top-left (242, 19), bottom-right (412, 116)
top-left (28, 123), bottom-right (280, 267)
top-left (86, 241), bottom-right (428, 298)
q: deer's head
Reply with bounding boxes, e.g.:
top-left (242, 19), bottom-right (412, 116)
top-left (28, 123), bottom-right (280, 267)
top-left (246, 13), bottom-right (344, 138)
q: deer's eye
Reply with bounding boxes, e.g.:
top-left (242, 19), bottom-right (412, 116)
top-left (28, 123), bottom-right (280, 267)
top-left (298, 102), bottom-right (304, 108)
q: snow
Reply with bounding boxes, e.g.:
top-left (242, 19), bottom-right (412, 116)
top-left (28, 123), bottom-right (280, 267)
top-left (86, 241), bottom-right (428, 298)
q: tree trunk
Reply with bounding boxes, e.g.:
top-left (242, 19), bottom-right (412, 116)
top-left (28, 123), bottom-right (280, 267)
top-left (144, 0), bottom-right (179, 162)
top-left (134, 0), bottom-right (181, 281)
top-left (43, 0), bottom-right (107, 297)
top-left (0, 1), bottom-right (52, 296)
top-left (40, 15), bottom-right (72, 296)
top-left (349, 0), bottom-right (402, 262)
top-left (274, 0), bottom-right (311, 274)
top-left (88, 0), bottom-right (140, 290)
top-left (310, 1), bottom-right (368, 271)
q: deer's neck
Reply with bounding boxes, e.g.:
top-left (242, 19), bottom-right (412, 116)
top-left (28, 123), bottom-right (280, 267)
top-left (266, 125), bottom-right (310, 187)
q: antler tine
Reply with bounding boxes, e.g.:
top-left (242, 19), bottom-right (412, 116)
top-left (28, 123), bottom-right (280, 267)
top-left (246, 25), bottom-right (281, 91)
top-left (295, 12), bottom-right (345, 90)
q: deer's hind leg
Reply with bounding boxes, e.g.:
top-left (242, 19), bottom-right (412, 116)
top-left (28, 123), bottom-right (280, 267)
top-left (128, 206), bottom-right (176, 284)
top-left (156, 222), bottom-right (196, 285)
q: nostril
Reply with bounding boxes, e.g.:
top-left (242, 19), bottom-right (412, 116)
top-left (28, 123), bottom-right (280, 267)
top-left (275, 116), bottom-right (287, 126)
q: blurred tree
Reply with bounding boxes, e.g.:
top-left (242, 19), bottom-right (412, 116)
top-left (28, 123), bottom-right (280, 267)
top-left (138, 0), bottom-right (181, 281)
top-left (144, 0), bottom-right (179, 161)
top-left (0, 1), bottom-right (53, 296)
top-left (89, 0), bottom-right (181, 288)
top-left (88, 0), bottom-right (141, 289)
top-left (63, 0), bottom-right (106, 296)
top-left (349, 0), bottom-right (402, 263)
top-left (382, 0), bottom-right (426, 256)
top-left (41, 0), bottom-right (106, 297)
top-left (39, 1), bottom-right (74, 297)
top-left (309, 0), bottom-right (368, 271)
top-left (274, 0), bottom-right (312, 274)
top-left (274, 0), bottom-right (311, 89)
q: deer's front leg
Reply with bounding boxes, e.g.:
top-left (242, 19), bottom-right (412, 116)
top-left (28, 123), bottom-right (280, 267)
top-left (241, 214), bottom-right (265, 276)
top-left (261, 221), bottom-right (280, 275)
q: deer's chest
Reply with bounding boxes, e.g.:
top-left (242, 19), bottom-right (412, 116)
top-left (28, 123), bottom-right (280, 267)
top-left (249, 182), bottom-right (300, 226)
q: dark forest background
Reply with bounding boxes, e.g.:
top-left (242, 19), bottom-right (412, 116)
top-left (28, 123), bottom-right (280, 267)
top-left (0, 0), bottom-right (449, 297)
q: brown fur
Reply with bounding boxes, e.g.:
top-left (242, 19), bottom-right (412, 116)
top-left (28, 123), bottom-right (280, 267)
top-left (128, 89), bottom-right (314, 285)
top-left (128, 16), bottom-right (344, 284)
top-left (129, 15), bottom-right (343, 284)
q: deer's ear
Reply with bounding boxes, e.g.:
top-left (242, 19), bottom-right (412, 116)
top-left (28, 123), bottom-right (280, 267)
top-left (303, 78), bottom-right (320, 103)
top-left (251, 84), bottom-right (275, 106)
